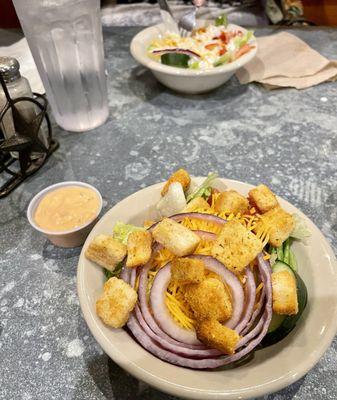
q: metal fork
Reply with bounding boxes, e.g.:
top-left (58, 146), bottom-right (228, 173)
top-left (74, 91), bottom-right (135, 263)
top-left (178, 6), bottom-right (197, 37)
top-left (157, 0), bottom-right (179, 34)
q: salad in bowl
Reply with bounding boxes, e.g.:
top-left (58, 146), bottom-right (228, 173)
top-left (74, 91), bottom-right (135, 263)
top-left (84, 169), bottom-right (309, 369)
top-left (130, 16), bottom-right (257, 93)
top-left (148, 15), bottom-right (255, 70)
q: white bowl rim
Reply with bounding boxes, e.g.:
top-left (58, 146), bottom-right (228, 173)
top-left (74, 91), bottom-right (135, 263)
top-left (27, 181), bottom-right (103, 236)
top-left (77, 177), bottom-right (337, 399)
top-left (130, 22), bottom-right (258, 77)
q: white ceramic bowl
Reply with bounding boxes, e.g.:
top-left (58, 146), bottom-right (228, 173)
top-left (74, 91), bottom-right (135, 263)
top-left (27, 181), bottom-right (102, 248)
top-left (77, 177), bottom-right (337, 399)
top-left (130, 23), bottom-right (257, 94)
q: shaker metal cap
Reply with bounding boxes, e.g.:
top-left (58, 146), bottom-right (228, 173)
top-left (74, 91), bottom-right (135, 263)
top-left (0, 57), bottom-right (21, 83)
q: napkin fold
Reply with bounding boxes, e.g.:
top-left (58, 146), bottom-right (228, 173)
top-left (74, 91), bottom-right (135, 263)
top-left (0, 38), bottom-right (44, 93)
top-left (236, 32), bottom-right (337, 89)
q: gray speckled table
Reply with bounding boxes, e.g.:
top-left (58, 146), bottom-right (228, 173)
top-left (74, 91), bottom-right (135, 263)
top-left (1, 26), bottom-right (337, 400)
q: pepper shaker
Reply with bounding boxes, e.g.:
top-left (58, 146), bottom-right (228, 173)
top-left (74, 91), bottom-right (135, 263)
top-left (0, 56), bottom-right (49, 159)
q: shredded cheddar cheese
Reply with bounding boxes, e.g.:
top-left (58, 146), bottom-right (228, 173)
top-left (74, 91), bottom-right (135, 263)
top-left (256, 282), bottom-right (264, 297)
top-left (147, 197), bottom-right (267, 331)
top-left (151, 239), bottom-right (214, 330)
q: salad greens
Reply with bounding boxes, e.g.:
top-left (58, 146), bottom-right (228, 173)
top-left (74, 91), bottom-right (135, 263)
top-left (269, 238), bottom-right (297, 272)
top-left (215, 14), bottom-right (228, 27)
top-left (291, 214), bottom-right (311, 240)
top-left (186, 172), bottom-right (218, 203)
top-left (233, 30), bottom-right (254, 48)
top-left (103, 262), bottom-right (123, 280)
top-left (214, 53), bottom-right (231, 67)
top-left (190, 61), bottom-right (200, 69)
top-left (268, 213), bottom-right (310, 271)
top-left (113, 221), bottom-right (146, 244)
top-left (149, 16), bottom-right (255, 70)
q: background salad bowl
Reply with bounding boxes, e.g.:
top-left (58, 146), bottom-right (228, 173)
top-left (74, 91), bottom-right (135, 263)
top-left (130, 22), bottom-right (257, 94)
top-left (77, 177), bottom-right (337, 400)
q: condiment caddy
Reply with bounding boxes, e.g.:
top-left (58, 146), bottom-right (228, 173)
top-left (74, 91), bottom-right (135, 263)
top-left (0, 56), bottom-right (58, 198)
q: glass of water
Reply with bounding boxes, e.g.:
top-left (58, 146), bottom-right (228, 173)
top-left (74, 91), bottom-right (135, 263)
top-left (12, 0), bottom-right (109, 132)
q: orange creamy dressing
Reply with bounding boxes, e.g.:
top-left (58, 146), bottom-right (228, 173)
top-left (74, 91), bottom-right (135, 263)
top-left (34, 186), bottom-right (100, 232)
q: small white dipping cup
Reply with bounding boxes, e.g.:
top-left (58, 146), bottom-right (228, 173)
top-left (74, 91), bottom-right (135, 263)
top-left (27, 181), bottom-right (103, 248)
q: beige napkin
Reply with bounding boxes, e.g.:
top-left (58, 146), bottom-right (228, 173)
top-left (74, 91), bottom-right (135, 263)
top-left (236, 31), bottom-right (337, 89)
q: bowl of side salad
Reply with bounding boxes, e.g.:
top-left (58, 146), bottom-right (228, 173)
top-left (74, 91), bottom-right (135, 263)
top-left (130, 16), bottom-right (257, 94)
top-left (77, 169), bottom-right (337, 399)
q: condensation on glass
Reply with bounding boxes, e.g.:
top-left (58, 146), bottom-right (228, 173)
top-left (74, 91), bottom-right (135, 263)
top-left (12, 0), bottom-right (109, 132)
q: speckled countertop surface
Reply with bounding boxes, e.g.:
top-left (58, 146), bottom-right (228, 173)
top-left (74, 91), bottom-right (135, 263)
top-left (1, 26), bottom-right (337, 400)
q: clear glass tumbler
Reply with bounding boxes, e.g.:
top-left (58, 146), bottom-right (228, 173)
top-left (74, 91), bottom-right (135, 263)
top-left (12, 0), bottom-right (109, 132)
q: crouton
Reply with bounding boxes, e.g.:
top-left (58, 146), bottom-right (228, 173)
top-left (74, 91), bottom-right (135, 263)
top-left (171, 258), bottom-right (205, 284)
top-left (254, 206), bottom-right (294, 247)
top-left (272, 270), bottom-right (298, 315)
top-left (249, 184), bottom-right (278, 213)
top-left (183, 197), bottom-right (211, 213)
top-left (214, 190), bottom-right (249, 214)
top-left (96, 277), bottom-right (137, 328)
top-left (161, 169), bottom-right (191, 196)
top-left (152, 218), bottom-right (200, 257)
top-left (184, 278), bottom-right (232, 321)
top-left (211, 220), bottom-right (263, 274)
top-left (196, 319), bottom-right (240, 355)
top-left (126, 230), bottom-right (152, 268)
top-left (85, 234), bottom-right (126, 271)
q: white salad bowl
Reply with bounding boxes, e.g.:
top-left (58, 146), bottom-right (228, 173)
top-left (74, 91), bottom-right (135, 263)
top-left (130, 23), bottom-right (257, 94)
top-left (77, 177), bottom-right (337, 400)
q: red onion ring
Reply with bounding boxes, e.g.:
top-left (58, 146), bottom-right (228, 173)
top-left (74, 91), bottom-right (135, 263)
top-left (127, 313), bottom-right (227, 369)
top-left (170, 212), bottom-right (227, 225)
top-left (240, 255), bottom-right (271, 336)
top-left (135, 304), bottom-right (221, 357)
top-left (192, 230), bottom-right (216, 241)
top-left (137, 244), bottom-right (207, 349)
top-left (127, 252), bottom-right (272, 369)
top-left (187, 255), bottom-right (245, 329)
top-left (130, 267), bottom-right (137, 288)
top-left (150, 261), bottom-right (201, 345)
top-left (234, 267), bottom-right (256, 334)
top-left (137, 231), bottom-right (221, 349)
top-left (149, 255), bottom-right (244, 344)
top-left (236, 311), bottom-right (265, 348)
top-left (124, 211), bottom-right (272, 369)
top-left (152, 48), bottom-right (201, 58)
top-left (241, 287), bottom-right (265, 336)
top-left (120, 265), bottom-right (130, 282)
top-left (148, 212), bottom-right (227, 232)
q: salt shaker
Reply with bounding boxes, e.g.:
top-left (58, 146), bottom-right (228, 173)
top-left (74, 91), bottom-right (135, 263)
top-left (0, 56), bottom-right (49, 159)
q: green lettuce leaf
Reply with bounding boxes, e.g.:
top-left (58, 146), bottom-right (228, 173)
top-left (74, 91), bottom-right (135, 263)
top-left (291, 214), bottom-right (311, 241)
top-left (113, 222), bottom-right (145, 244)
top-left (186, 172), bottom-right (218, 203)
top-left (103, 262), bottom-right (123, 280)
top-left (214, 53), bottom-right (231, 67)
top-left (234, 30), bottom-right (254, 48)
top-left (190, 61), bottom-right (200, 69)
top-left (215, 14), bottom-right (228, 27)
